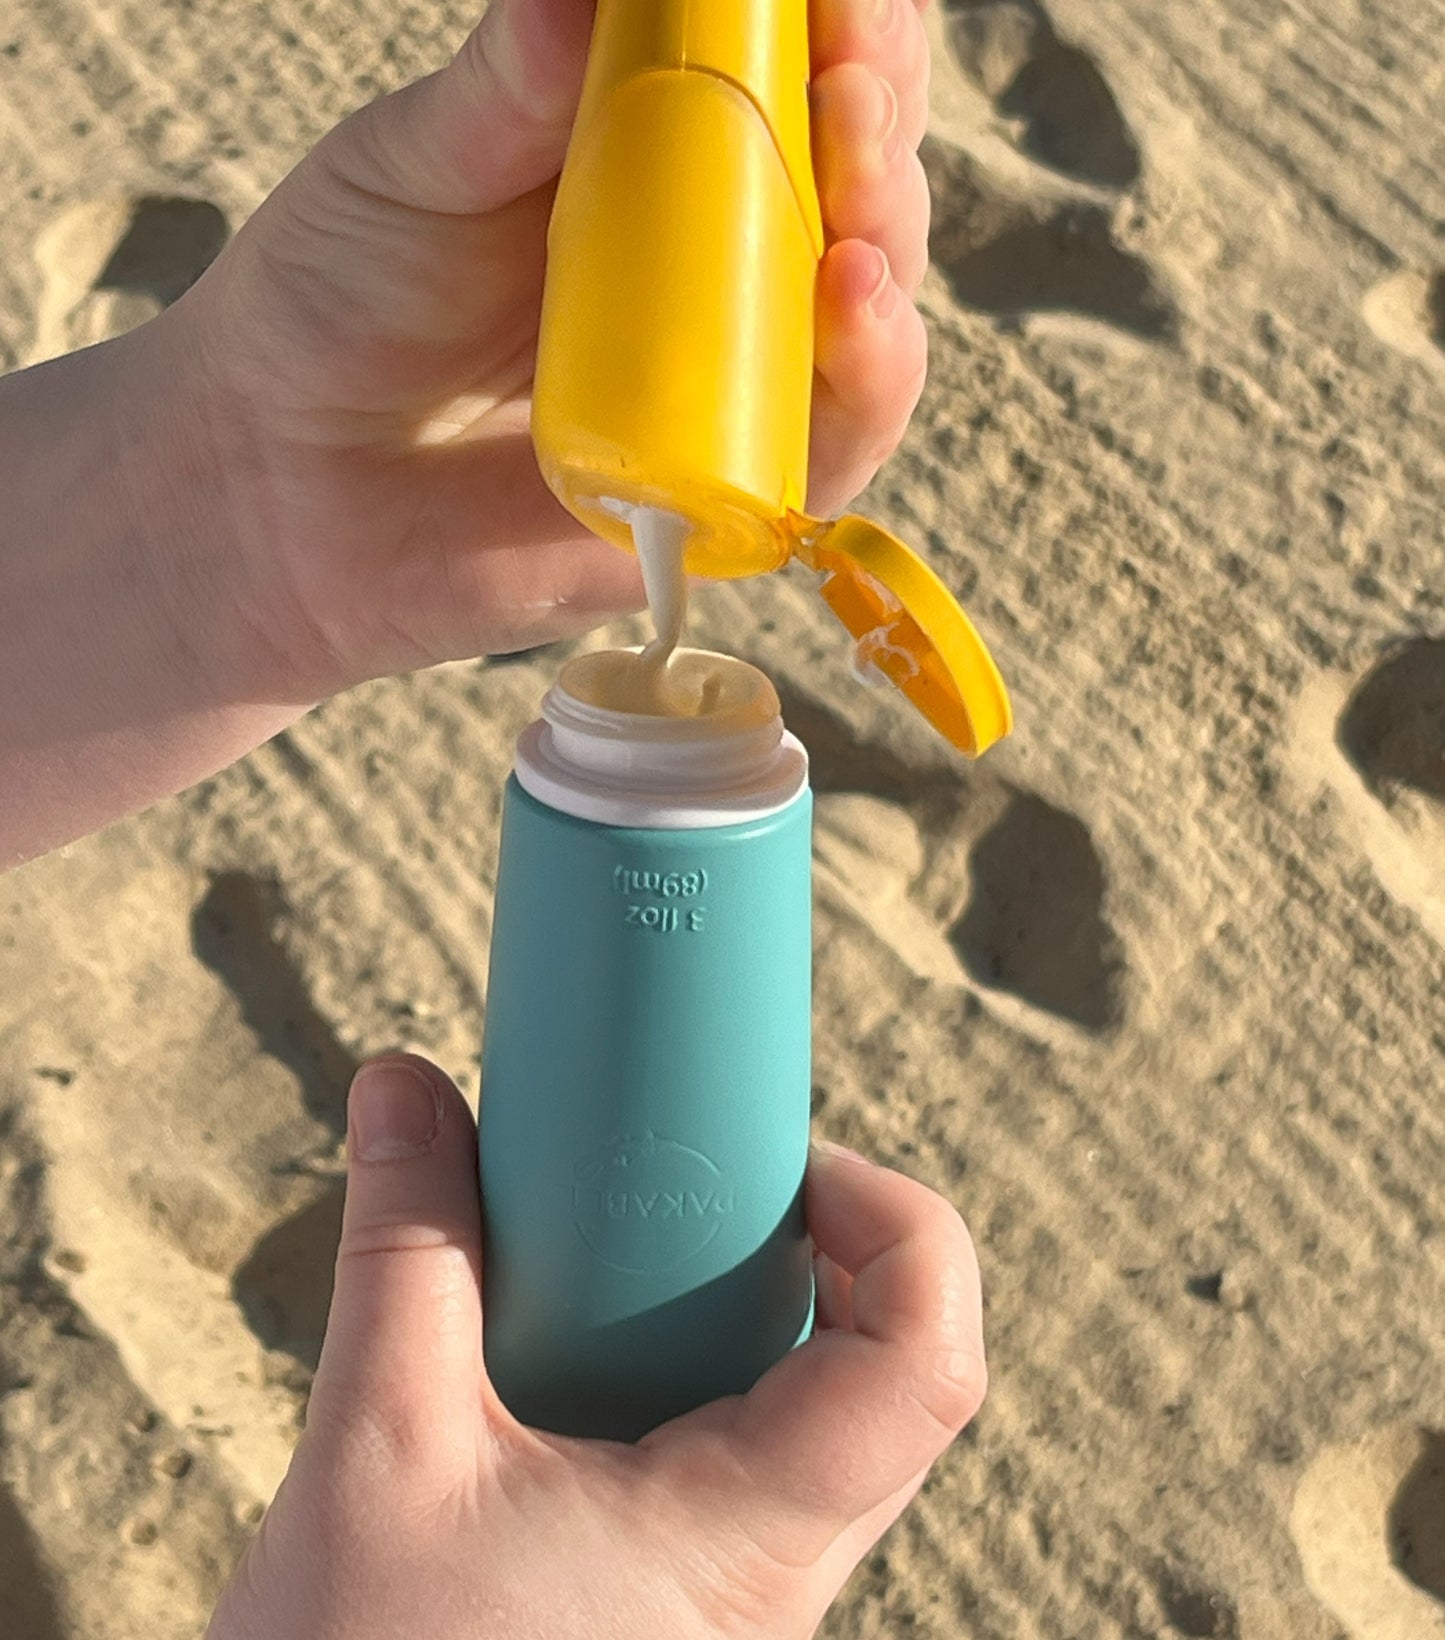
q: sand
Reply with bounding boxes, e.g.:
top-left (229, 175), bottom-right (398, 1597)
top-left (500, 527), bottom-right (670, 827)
top-left (1, 0), bottom-right (1443, 1635)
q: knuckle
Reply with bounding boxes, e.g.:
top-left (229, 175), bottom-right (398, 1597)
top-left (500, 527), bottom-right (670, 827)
top-left (890, 1179), bottom-right (968, 1262)
top-left (346, 1393), bottom-right (452, 1479)
top-left (337, 1223), bottom-right (420, 1262)
top-left (336, 1222), bottom-right (471, 1265)
top-left (914, 1181), bottom-right (975, 1252)
top-left (907, 1345), bottom-right (988, 1438)
top-left (309, 1398), bottom-right (423, 1498)
top-left (938, 1342), bottom-right (989, 1426)
top-left (453, 18), bottom-right (539, 134)
top-left (315, 106), bottom-right (397, 208)
top-left (454, 20), bottom-right (500, 104)
top-left (897, 1196), bottom-right (987, 1436)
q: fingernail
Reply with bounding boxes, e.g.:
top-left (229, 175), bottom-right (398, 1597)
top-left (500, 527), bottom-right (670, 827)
top-left (875, 73), bottom-right (901, 158)
top-left (871, 0), bottom-right (898, 33)
top-left (351, 1061), bottom-right (442, 1163)
top-left (865, 245), bottom-right (900, 318)
top-left (814, 1138), bottom-right (872, 1166)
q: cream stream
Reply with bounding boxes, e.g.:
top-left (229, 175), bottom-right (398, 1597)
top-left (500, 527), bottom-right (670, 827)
top-left (634, 507), bottom-right (691, 697)
top-left (584, 505), bottom-right (738, 717)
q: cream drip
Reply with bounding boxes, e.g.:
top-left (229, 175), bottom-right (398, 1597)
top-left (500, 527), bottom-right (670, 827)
top-left (584, 504), bottom-right (736, 718)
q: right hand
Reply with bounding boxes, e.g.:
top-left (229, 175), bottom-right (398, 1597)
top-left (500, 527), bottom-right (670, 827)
top-left (208, 1055), bottom-right (985, 1638)
top-left (168, 0), bottom-right (937, 698)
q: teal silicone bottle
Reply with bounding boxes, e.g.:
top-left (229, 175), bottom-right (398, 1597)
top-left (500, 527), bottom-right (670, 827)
top-left (479, 650), bottom-right (814, 1441)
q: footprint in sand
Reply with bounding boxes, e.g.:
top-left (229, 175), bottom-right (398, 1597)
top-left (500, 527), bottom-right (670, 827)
top-left (950, 789), bottom-right (1126, 1032)
top-left (0, 1484), bottom-right (67, 1640)
top-left (1289, 641), bottom-right (1445, 947)
top-left (232, 1187), bottom-right (344, 1376)
top-left (773, 687), bottom-right (978, 985)
top-left (192, 873), bottom-right (359, 1380)
top-left (921, 2), bottom-right (1174, 341)
top-left (1292, 1422), bottom-right (1445, 1638)
top-left (13, 851), bottom-right (356, 1509)
top-left (1361, 269), bottom-right (1445, 370)
top-left (941, 0), bottom-right (1141, 189)
top-left (1392, 1431), bottom-right (1445, 1607)
top-left (782, 689), bottom-right (1126, 1030)
top-left (29, 194), bottom-right (228, 363)
top-left (1152, 1565), bottom-right (1240, 1638)
top-left (1338, 637), bottom-right (1445, 805)
top-left (192, 873), bottom-right (359, 1139)
top-left (924, 137), bottom-right (1176, 340)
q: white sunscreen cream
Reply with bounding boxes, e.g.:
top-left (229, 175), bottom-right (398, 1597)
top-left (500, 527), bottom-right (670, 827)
top-left (517, 645), bottom-right (807, 828)
top-left (589, 503), bottom-right (729, 718)
top-left (634, 507), bottom-right (691, 701)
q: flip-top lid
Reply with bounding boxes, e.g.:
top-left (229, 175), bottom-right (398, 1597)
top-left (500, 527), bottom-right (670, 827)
top-left (798, 515), bottom-right (1012, 757)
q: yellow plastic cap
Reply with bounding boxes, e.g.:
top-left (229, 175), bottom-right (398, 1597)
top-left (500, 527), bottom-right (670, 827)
top-left (798, 515), bottom-right (1013, 757)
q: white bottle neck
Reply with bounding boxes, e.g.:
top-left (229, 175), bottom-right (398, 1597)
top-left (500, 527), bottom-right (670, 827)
top-left (514, 650), bottom-right (809, 830)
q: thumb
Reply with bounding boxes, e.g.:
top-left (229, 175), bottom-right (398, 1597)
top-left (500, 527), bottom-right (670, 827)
top-left (320, 0), bottom-right (597, 216)
top-left (696, 1145), bottom-right (986, 1563)
top-left (305, 1055), bottom-right (494, 1467)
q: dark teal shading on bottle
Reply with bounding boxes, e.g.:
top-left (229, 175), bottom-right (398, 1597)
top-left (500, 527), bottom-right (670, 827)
top-left (479, 652), bottom-right (815, 1442)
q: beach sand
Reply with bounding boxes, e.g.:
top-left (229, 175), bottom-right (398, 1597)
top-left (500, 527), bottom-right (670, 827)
top-left (1, 1), bottom-right (1443, 1635)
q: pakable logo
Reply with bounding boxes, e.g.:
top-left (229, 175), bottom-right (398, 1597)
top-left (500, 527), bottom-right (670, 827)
top-left (572, 1132), bottom-right (735, 1274)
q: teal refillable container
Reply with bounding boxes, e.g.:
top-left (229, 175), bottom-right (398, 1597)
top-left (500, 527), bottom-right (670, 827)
top-left (479, 651), bottom-right (814, 1441)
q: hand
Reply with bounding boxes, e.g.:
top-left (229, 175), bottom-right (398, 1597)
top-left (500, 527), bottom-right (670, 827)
top-left (207, 1056), bottom-right (985, 1639)
top-left (175, 0), bottom-right (936, 698)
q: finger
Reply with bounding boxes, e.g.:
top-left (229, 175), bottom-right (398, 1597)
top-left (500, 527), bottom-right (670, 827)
top-left (812, 0), bottom-right (932, 151)
top-left (718, 1144), bottom-right (986, 1555)
top-left (808, 240), bottom-right (929, 514)
top-left (306, 1056), bottom-right (496, 1473)
top-left (317, 0), bottom-right (597, 216)
top-left (812, 61), bottom-right (932, 292)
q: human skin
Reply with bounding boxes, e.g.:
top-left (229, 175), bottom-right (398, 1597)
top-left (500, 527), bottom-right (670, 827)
top-left (0, 0), bottom-right (936, 867)
top-left (0, 2), bottom-right (988, 1632)
top-left (207, 1056), bottom-right (985, 1640)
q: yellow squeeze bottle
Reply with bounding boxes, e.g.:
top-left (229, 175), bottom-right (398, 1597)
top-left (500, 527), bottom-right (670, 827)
top-left (531, 0), bottom-right (1011, 756)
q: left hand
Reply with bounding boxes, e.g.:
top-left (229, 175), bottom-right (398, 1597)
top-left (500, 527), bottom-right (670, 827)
top-left (207, 1055), bottom-right (985, 1639)
top-left (172, 0), bottom-right (936, 698)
